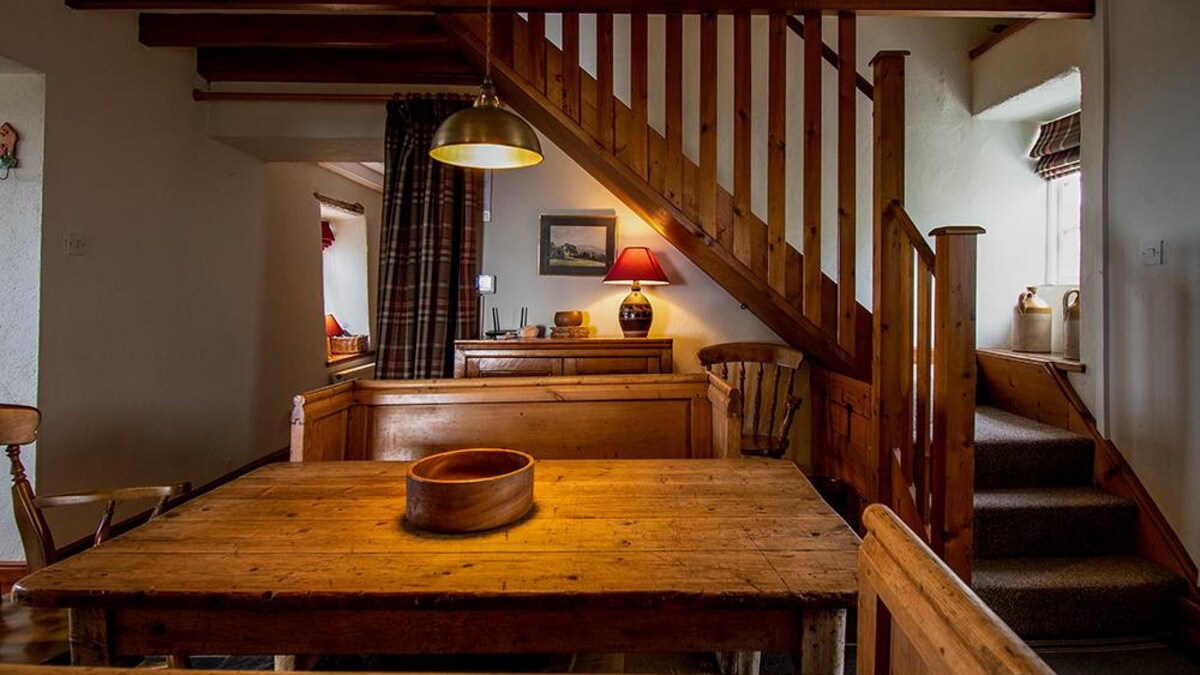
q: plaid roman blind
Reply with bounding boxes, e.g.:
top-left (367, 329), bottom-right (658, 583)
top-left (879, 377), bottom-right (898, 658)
top-left (1030, 111), bottom-right (1081, 181)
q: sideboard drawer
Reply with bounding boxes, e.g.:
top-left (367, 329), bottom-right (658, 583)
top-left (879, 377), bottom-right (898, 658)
top-left (564, 356), bottom-right (662, 376)
top-left (454, 339), bottom-right (673, 379)
top-left (466, 357), bottom-right (563, 378)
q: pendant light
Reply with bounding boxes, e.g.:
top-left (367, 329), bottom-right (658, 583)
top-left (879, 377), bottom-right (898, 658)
top-left (429, 0), bottom-right (543, 170)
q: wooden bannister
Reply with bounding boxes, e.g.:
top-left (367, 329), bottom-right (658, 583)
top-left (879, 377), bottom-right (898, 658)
top-left (871, 52), bottom-right (984, 581)
top-left (441, 11), bottom-right (873, 376)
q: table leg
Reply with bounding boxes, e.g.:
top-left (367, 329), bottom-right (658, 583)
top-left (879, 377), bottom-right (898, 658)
top-left (69, 607), bottom-right (114, 666)
top-left (795, 608), bottom-right (847, 675)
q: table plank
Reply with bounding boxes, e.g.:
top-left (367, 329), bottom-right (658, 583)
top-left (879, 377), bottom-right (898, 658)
top-left (15, 460), bottom-right (858, 613)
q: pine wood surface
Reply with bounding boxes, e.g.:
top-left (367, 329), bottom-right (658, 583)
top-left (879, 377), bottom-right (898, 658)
top-left (13, 461), bottom-right (856, 670)
top-left (857, 505), bottom-right (1053, 674)
top-left (14, 460), bottom-right (857, 611)
top-left (290, 374), bottom-right (736, 463)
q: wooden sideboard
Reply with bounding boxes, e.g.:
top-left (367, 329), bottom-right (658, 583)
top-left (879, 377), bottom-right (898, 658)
top-left (453, 338), bottom-right (672, 378)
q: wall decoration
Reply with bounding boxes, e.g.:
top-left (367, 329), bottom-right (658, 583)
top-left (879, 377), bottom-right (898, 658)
top-left (538, 214), bottom-right (616, 277)
top-left (0, 123), bottom-right (18, 180)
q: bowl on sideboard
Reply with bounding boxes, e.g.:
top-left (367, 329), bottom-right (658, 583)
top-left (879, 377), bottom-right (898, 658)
top-left (553, 311), bottom-right (584, 327)
top-left (405, 448), bottom-right (535, 534)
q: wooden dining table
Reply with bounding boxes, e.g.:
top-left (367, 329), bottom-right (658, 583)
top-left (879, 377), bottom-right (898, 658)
top-left (13, 459), bottom-right (859, 674)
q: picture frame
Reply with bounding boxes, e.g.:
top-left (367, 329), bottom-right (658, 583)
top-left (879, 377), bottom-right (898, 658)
top-left (538, 214), bottom-right (617, 277)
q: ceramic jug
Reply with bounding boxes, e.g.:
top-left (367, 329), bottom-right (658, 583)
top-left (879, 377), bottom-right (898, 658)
top-left (1012, 286), bottom-right (1052, 353)
top-left (1063, 289), bottom-right (1081, 360)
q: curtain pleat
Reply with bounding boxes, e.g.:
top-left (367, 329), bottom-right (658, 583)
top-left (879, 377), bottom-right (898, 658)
top-left (375, 95), bottom-right (482, 380)
top-left (1030, 111), bottom-right (1082, 181)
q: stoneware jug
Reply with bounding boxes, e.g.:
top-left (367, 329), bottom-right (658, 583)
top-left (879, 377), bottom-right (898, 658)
top-left (1063, 289), bottom-right (1081, 360)
top-left (1012, 286), bottom-right (1052, 353)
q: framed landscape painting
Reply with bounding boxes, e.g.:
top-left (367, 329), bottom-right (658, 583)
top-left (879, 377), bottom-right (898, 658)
top-left (538, 214), bottom-right (617, 277)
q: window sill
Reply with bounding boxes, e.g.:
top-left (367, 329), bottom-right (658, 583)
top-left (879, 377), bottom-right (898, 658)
top-left (326, 350), bottom-right (376, 368)
top-left (977, 347), bottom-right (1085, 373)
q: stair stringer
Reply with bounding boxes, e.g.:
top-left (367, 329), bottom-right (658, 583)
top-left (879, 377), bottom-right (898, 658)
top-left (441, 13), bottom-right (871, 379)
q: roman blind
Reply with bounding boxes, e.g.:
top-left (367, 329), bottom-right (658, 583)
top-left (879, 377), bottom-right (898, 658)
top-left (1030, 111), bottom-right (1081, 180)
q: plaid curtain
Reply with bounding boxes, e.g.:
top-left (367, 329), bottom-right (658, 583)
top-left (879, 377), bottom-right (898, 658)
top-left (375, 94), bottom-right (482, 380)
top-left (1030, 111), bottom-right (1082, 180)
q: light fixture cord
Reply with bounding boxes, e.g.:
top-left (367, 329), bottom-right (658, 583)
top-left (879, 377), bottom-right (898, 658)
top-left (485, 0), bottom-right (492, 80)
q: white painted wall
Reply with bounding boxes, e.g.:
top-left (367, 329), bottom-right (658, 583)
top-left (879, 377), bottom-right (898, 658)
top-left (1102, 0), bottom-right (1200, 561)
top-left (972, 20), bottom-right (1087, 119)
top-left (0, 0), bottom-right (278, 550)
top-left (256, 163), bottom-right (382, 453)
top-left (322, 214), bottom-right (372, 338)
top-left (0, 63), bottom-right (45, 561)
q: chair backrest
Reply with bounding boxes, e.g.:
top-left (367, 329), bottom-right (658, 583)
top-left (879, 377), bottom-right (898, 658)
top-left (697, 342), bottom-right (804, 457)
top-left (2, 404), bottom-right (189, 574)
top-left (858, 504), bottom-right (1055, 675)
top-left (0, 404), bottom-right (55, 571)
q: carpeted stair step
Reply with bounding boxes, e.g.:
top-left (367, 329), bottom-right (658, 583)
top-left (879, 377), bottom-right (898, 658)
top-left (975, 406), bottom-right (1094, 489)
top-left (973, 556), bottom-right (1182, 638)
top-left (974, 487), bottom-right (1138, 558)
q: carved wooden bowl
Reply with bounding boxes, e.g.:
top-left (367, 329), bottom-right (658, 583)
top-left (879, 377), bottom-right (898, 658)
top-left (406, 448), bottom-right (535, 534)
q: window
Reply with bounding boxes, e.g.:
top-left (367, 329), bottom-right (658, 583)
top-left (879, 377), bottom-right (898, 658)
top-left (1046, 172), bottom-right (1081, 285)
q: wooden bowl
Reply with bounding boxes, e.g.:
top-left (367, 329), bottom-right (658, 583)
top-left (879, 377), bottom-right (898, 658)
top-left (406, 448), bottom-right (535, 534)
top-left (553, 311), bottom-right (584, 327)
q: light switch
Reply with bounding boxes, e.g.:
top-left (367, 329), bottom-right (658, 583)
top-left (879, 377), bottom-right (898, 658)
top-left (1140, 239), bottom-right (1163, 266)
top-left (476, 274), bottom-right (497, 294)
top-left (64, 232), bottom-right (87, 257)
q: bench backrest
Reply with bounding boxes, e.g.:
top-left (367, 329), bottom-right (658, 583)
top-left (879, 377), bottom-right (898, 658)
top-left (858, 504), bottom-right (1054, 675)
top-left (291, 373), bottom-right (741, 462)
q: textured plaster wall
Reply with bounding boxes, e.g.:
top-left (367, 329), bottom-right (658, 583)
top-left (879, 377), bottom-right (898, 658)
top-left (0, 67), bottom-right (45, 560)
top-left (1103, 0), bottom-right (1200, 562)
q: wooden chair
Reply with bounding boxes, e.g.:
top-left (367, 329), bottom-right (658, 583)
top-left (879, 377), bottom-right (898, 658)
top-left (697, 342), bottom-right (804, 458)
top-left (1, 404), bottom-right (190, 666)
top-left (859, 504), bottom-right (1054, 674)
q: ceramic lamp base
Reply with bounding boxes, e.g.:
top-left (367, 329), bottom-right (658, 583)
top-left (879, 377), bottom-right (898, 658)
top-left (618, 287), bottom-right (653, 338)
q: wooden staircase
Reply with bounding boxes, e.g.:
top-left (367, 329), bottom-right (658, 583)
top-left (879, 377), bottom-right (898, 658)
top-left (440, 12), bottom-right (873, 378)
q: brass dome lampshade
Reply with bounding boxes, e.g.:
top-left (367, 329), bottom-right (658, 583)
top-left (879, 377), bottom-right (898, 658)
top-left (429, 0), bottom-right (543, 170)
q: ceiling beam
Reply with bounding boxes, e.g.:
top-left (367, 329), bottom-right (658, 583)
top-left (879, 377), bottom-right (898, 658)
top-left (72, 0), bottom-right (1094, 18)
top-left (140, 13), bottom-right (454, 48)
top-left (196, 48), bottom-right (479, 84)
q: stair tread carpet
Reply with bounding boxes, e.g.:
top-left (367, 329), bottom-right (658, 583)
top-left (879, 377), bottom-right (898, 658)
top-left (975, 406), bottom-right (1094, 489)
top-left (974, 487), bottom-right (1138, 558)
top-left (973, 555), bottom-right (1182, 638)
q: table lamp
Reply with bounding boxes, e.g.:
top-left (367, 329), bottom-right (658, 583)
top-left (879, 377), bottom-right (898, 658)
top-left (602, 247), bottom-right (670, 338)
top-left (325, 314), bottom-right (346, 337)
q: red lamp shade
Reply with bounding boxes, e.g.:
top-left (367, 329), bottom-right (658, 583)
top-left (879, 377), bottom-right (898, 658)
top-left (602, 247), bottom-right (670, 286)
top-left (325, 314), bottom-right (346, 337)
top-left (321, 221), bottom-right (336, 251)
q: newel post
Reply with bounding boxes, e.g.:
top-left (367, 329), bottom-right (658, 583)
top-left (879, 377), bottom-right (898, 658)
top-left (930, 225), bottom-right (985, 582)
top-left (870, 50), bottom-right (910, 509)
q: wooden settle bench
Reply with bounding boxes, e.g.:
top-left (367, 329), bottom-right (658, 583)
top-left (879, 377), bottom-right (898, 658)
top-left (291, 373), bottom-right (741, 462)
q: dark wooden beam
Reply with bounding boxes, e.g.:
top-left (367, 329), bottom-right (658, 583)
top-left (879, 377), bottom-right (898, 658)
top-left (196, 48), bottom-right (478, 84)
top-left (72, 0), bottom-right (1094, 19)
top-left (968, 18), bottom-right (1036, 59)
top-left (140, 13), bottom-right (453, 49)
